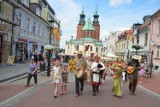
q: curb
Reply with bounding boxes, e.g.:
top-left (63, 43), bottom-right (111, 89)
top-left (138, 85), bottom-right (160, 100)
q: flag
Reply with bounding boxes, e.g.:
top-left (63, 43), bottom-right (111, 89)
top-left (53, 27), bottom-right (60, 43)
top-left (84, 45), bottom-right (90, 54)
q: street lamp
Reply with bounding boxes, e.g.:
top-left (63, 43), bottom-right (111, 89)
top-left (47, 20), bottom-right (54, 76)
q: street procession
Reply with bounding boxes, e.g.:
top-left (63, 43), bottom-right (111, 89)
top-left (0, 0), bottom-right (160, 107)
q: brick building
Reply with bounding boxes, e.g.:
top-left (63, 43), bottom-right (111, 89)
top-left (76, 10), bottom-right (100, 40)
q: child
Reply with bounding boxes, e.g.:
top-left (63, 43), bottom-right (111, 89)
top-left (25, 58), bottom-right (38, 87)
top-left (61, 64), bottom-right (69, 95)
top-left (49, 60), bottom-right (62, 98)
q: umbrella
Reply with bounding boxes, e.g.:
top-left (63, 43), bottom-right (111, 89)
top-left (103, 57), bottom-right (111, 60)
top-left (105, 52), bottom-right (118, 58)
top-left (44, 45), bottom-right (55, 50)
top-left (58, 52), bottom-right (64, 56)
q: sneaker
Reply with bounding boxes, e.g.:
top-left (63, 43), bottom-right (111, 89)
top-left (54, 96), bottom-right (57, 98)
top-left (92, 92), bottom-right (96, 96)
top-left (75, 94), bottom-right (79, 97)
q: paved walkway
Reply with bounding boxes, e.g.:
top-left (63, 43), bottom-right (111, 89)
top-left (0, 72), bottom-right (160, 107)
top-left (0, 62), bottom-right (30, 81)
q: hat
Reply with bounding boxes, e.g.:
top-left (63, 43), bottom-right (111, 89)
top-left (77, 50), bottom-right (83, 55)
top-left (132, 55), bottom-right (141, 60)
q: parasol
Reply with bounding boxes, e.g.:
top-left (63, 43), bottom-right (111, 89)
top-left (105, 52), bottom-right (118, 58)
top-left (44, 45), bottom-right (55, 50)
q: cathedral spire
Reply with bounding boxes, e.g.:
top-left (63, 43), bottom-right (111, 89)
top-left (93, 7), bottom-right (99, 25)
top-left (79, 6), bottom-right (85, 24)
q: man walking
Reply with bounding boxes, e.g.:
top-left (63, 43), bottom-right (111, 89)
top-left (74, 50), bottom-right (87, 97)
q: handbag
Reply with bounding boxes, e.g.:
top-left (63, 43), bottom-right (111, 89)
top-left (56, 73), bottom-right (61, 79)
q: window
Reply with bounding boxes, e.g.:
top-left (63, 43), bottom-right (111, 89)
top-left (137, 36), bottom-right (139, 44)
top-left (77, 45), bottom-right (79, 50)
top-left (36, 6), bottom-right (41, 16)
top-left (27, 17), bottom-right (30, 30)
top-left (42, 27), bottom-right (45, 36)
top-left (132, 38), bottom-right (134, 44)
top-left (96, 47), bottom-right (98, 52)
top-left (101, 48), bottom-right (103, 52)
top-left (0, 1), bottom-right (2, 13)
top-left (90, 46), bottom-right (92, 51)
top-left (68, 45), bottom-right (69, 50)
top-left (38, 24), bottom-right (41, 35)
top-left (124, 43), bottom-right (125, 49)
top-left (144, 33), bottom-right (148, 46)
top-left (158, 20), bottom-right (160, 34)
top-left (157, 46), bottom-right (160, 57)
top-left (33, 21), bottom-right (36, 33)
top-left (17, 12), bottom-right (22, 27)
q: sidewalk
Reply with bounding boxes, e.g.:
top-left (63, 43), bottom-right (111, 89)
top-left (139, 72), bottom-right (160, 95)
top-left (0, 62), bottom-right (30, 82)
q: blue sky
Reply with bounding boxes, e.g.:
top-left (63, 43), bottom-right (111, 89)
top-left (47, 0), bottom-right (160, 48)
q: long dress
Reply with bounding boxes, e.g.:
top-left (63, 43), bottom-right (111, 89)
top-left (53, 66), bottom-right (61, 83)
top-left (69, 59), bottom-right (74, 72)
top-left (111, 63), bottom-right (123, 97)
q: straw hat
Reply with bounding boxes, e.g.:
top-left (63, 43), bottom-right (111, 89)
top-left (77, 50), bottom-right (83, 55)
top-left (132, 55), bottom-right (141, 60)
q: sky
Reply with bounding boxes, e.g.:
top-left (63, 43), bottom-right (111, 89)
top-left (47, 0), bottom-right (160, 49)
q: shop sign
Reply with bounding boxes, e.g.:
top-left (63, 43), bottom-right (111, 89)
top-left (18, 37), bottom-right (27, 42)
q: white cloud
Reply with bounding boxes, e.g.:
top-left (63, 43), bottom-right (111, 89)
top-left (47, 0), bottom-right (82, 48)
top-left (109, 0), bottom-right (132, 7)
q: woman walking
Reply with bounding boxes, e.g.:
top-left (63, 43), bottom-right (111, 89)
top-left (138, 59), bottom-right (145, 84)
top-left (69, 57), bottom-right (74, 73)
top-left (111, 58), bottom-right (125, 97)
top-left (50, 60), bottom-right (62, 98)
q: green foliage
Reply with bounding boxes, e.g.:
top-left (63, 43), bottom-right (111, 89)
top-left (132, 44), bottom-right (143, 50)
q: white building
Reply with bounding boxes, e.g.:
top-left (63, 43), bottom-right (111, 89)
top-left (103, 31), bottom-right (122, 54)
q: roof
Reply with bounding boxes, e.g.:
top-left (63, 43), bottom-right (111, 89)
top-left (82, 18), bottom-right (95, 31)
top-left (66, 37), bottom-right (103, 46)
top-left (151, 9), bottom-right (160, 18)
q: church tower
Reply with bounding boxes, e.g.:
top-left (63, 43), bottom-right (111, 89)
top-left (76, 8), bottom-right (85, 39)
top-left (93, 9), bottom-right (100, 40)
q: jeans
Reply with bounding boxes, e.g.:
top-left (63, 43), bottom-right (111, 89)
top-left (75, 76), bottom-right (84, 95)
top-left (129, 78), bottom-right (137, 94)
top-left (27, 73), bottom-right (37, 86)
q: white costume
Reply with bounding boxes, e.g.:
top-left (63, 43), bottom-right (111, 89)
top-left (91, 62), bottom-right (100, 83)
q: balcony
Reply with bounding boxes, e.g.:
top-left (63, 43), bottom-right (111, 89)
top-left (30, 0), bottom-right (40, 4)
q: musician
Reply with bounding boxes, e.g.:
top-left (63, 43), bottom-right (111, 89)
top-left (74, 50), bottom-right (87, 97)
top-left (91, 55), bottom-right (103, 96)
top-left (111, 58), bottom-right (124, 97)
top-left (127, 55), bottom-right (140, 96)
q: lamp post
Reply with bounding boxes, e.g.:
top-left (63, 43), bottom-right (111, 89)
top-left (150, 50), bottom-right (153, 77)
top-left (47, 20), bottom-right (54, 76)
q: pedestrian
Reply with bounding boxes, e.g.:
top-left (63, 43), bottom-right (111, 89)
top-left (49, 60), bottom-right (62, 98)
top-left (91, 55), bottom-right (102, 96)
top-left (111, 58), bottom-right (124, 97)
top-left (99, 58), bottom-right (106, 83)
top-left (38, 51), bottom-right (44, 64)
top-left (25, 58), bottom-right (38, 87)
top-left (127, 55), bottom-right (140, 96)
top-left (138, 59), bottom-right (145, 84)
top-left (69, 57), bottom-right (74, 73)
top-left (34, 52), bottom-right (38, 64)
top-left (61, 64), bottom-right (69, 95)
top-left (74, 50), bottom-right (87, 97)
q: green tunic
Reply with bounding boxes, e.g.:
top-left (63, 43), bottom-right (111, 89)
top-left (111, 63), bottom-right (124, 97)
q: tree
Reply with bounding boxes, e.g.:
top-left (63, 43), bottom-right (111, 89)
top-left (132, 44), bottom-right (143, 54)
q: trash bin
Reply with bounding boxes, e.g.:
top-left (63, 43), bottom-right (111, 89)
top-left (40, 62), bottom-right (46, 71)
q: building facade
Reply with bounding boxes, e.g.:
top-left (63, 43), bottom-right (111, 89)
top-left (76, 10), bottom-right (100, 40)
top-left (151, 9), bottom-right (160, 70)
top-left (103, 31), bottom-right (122, 54)
top-left (0, 0), bottom-right (61, 63)
top-left (0, 0), bottom-right (18, 63)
